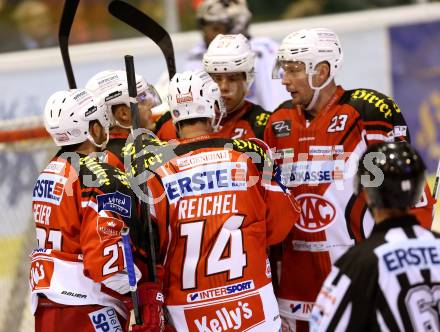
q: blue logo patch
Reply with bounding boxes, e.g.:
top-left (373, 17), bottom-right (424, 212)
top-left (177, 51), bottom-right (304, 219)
top-left (291, 304), bottom-right (301, 313)
top-left (97, 191), bottom-right (132, 218)
top-left (88, 307), bottom-right (122, 332)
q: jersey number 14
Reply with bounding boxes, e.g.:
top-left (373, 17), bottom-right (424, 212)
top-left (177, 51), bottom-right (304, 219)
top-left (180, 215), bottom-right (247, 289)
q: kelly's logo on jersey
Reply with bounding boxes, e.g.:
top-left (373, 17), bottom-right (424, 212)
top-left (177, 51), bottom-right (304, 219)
top-left (184, 293), bottom-right (264, 332)
top-left (296, 194), bottom-right (337, 232)
top-left (272, 120), bottom-right (291, 137)
top-left (97, 191), bottom-right (132, 218)
top-left (32, 173), bottom-right (68, 206)
top-left (163, 162), bottom-right (248, 202)
top-left (187, 280), bottom-right (255, 303)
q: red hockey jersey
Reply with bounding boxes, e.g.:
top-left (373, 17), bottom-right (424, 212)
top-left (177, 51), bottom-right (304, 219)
top-left (145, 136), bottom-right (300, 331)
top-left (264, 87), bottom-right (435, 324)
top-left (30, 151), bottom-right (137, 317)
top-left (154, 101), bottom-right (270, 141)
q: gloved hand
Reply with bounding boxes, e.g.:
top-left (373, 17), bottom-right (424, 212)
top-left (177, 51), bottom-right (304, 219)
top-left (130, 282), bottom-right (165, 332)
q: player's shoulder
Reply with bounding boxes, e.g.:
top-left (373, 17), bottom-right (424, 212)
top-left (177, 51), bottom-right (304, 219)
top-left (154, 111), bottom-right (173, 133)
top-left (267, 100), bottom-right (295, 123)
top-left (335, 236), bottom-right (380, 274)
top-left (272, 99), bottom-right (295, 114)
top-left (230, 138), bottom-right (273, 169)
top-left (79, 154), bottom-right (131, 192)
top-left (175, 137), bottom-right (269, 161)
top-left (242, 102), bottom-right (270, 128)
top-left (340, 88), bottom-right (401, 121)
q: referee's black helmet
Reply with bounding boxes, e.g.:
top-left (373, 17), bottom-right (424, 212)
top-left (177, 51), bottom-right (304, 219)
top-left (355, 141), bottom-right (426, 209)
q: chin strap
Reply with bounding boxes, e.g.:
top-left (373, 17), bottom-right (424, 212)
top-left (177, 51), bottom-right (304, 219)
top-left (88, 127), bottom-right (109, 149)
top-left (305, 70), bottom-right (335, 111)
top-left (212, 112), bottom-right (224, 133)
top-left (114, 119), bottom-right (132, 130)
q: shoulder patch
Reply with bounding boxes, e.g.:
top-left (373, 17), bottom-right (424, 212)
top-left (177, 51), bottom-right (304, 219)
top-left (231, 139), bottom-right (273, 170)
top-left (242, 103), bottom-right (270, 139)
top-left (97, 191), bottom-right (132, 218)
top-left (271, 120), bottom-right (291, 138)
top-left (346, 89), bottom-right (401, 120)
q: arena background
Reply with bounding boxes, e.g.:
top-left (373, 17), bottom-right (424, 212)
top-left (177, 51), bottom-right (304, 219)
top-left (0, 2), bottom-right (440, 331)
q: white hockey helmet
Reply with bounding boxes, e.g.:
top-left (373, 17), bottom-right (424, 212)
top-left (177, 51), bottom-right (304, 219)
top-left (167, 70), bottom-right (226, 132)
top-left (196, 0), bottom-right (252, 35)
top-left (85, 69), bottom-right (162, 128)
top-left (43, 89), bottom-right (110, 148)
top-left (203, 33), bottom-right (255, 87)
top-left (273, 28), bottom-right (343, 109)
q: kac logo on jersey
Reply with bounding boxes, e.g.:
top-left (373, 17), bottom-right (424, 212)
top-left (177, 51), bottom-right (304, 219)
top-left (32, 173), bottom-right (68, 206)
top-left (29, 254), bottom-right (55, 291)
top-left (296, 194), bottom-right (336, 232)
top-left (97, 191), bottom-right (132, 218)
top-left (88, 307), bottom-right (122, 332)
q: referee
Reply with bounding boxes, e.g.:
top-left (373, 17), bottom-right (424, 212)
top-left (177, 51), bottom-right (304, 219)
top-left (310, 141), bottom-right (440, 332)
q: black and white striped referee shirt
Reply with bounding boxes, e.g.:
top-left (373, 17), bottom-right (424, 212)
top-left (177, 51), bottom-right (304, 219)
top-left (310, 215), bottom-right (440, 331)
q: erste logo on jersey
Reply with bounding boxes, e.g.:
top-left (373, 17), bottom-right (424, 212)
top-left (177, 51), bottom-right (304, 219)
top-left (187, 280), bottom-right (255, 303)
top-left (296, 194), bottom-right (337, 232)
top-left (376, 240), bottom-right (440, 274)
top-left (163, 162), bottom-right (248, 203)
top-left (184, 293), bottom-right (264, 332)
top-left (281, 160), bottom-right (345, 186)
top-left (32, 173), bottom-right (68, 206)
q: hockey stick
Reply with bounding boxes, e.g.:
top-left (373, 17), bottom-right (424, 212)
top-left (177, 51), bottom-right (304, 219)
top-left (108, 0), bottom-right (176, 79)
top-left (58, 0), bottom-right (79, 89)
top-left (125, 55), bottom-right (157, 283)
top-left (432, 160), bottom-right (440, 221)
top-left (121, 227), bottom-right (143, 325)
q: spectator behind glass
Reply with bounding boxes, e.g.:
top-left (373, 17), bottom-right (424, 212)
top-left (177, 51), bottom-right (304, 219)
top-left (12, 0), bottom-right (56, 50)
top-left (0, 0), bottom-right (23, 53)
top-left (184, 0), bottom-right (291, 111)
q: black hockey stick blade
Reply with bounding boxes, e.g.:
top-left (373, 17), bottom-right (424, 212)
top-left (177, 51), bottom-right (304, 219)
top-left (109, 0), bottom-right (176, 79)
top-left (58, 0), bottom-right (80, 89)
top-left (125, 55), bottom-right (157, 283)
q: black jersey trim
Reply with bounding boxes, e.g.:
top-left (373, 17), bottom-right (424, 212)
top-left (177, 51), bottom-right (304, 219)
top-left (154, 111), bottom-right (173, 134)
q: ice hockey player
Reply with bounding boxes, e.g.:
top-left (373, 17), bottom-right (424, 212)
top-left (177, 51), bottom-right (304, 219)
top-left (155, 33), bottom-right (270, 141)
top-left (184, 0), bottom-right (290, 110)
top-left (145, 69), bottom-right (300, 331)
top-left (30, 89), bottom-right (165, 332)
top-left (264, 28), bottom-right (435, 331)
top-left (86, 69), bottom-right (164, 171)
top-left (311, 141), bottom-right (440, 331)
